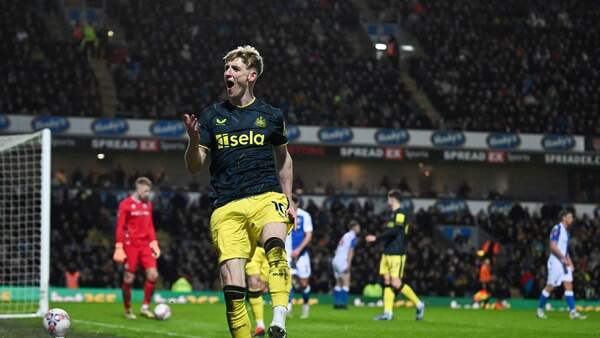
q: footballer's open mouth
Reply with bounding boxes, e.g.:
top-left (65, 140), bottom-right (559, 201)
top-left (226, 79), bottom-right (235, 88)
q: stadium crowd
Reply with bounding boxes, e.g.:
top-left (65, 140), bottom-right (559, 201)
top-left (49, 178), bottom-right (600, 301)
top-left (409, 0), bottom-right (600, 134)
top-left (106, 0), bottom-right (431, 128)
top-left (0, 0), bottom-right (102, 117)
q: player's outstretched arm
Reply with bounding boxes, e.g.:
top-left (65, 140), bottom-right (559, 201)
top-left (183, 114), bottom-right (208, 172)
top-left (274, 145), bottom-right (297, 227)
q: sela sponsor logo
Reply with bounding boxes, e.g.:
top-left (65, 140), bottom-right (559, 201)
top-left (215, 131), bottom-right (265, 149)
top-left (488, 200), bottom-right (514, 215)
top-left (150, 120), bottom-right (185, 137)
top-left (486, 133), bottom-right (520, 149)
top-left (541, 134), bottom-right (575, 151)
top-left (160, 140), bottom-right (187, 152)
top-left (545, 153), bottom-right (600, 166)
top-left (286, 124), bottom-right (301, 142)
top-left (91, 118), bottom-right (129, 136)
top-left (287, 145), bottom-right (326, 157)
top-left (340, 146), bottom-right (383, 158)
top-left (92, 138), bottom-right (138, 150)
top-left (318, 127), bottom-right (353, 144)
top-left (374, 128), bottom-right (410, 146)
top-left (384, 147), bottom-right (404, 160)
top-left (405, 149), bottom-right (430, 160)
top-left (444, 150), bottom-right (486, 162)
top-left (0, 114), bottom-right (9, 130)
top-left (431, 130), bottom-right (465, 148)
top-left (435, 199), bottom-right (468, 215)
top-left (31, 115), bottom-right (70, 133)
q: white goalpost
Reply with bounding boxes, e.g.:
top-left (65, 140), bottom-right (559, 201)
top-left (0, 129), bottom-right (51, 318)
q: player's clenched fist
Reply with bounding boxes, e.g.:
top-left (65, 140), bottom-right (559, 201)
top-left (149, 240), bottom-right (161, 259)
top-left (183, 113), bottom-right (199, 140)
top-left (113, 243), bottom-right (127, 263)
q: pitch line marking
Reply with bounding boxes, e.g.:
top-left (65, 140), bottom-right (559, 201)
top-left (73, 319), bottom-right (206, 338)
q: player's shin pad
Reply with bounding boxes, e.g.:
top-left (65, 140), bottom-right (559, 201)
top-left (223, 285), bottom-right (251, 338)
top-left (264, 237), bottom-right (291, 308)
top-left (248, 289), bottom-right (265, 322)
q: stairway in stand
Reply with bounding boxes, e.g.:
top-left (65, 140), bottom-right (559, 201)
top-left (400, 71), bottom-right (441, 128)
top-left (90, 59), bottom-right (118, 117)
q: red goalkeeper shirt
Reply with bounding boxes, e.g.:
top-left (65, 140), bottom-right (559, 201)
top-left (115, 196), bottom-right (156, 247)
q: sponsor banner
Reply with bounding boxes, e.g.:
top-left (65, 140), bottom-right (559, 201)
top-left (286, 124), bottom-right (301, 142)
top-left (150, 120), bottom-right (185, 138)
top-left (31, 115), bottom-right (70, 133)
top-left (318, 127), bottom-right (353, 144)
top-left (374, 128), bottom-right (410, 146)
top-left (487, 200), bottom-right (515, 214)
top-left (287, 145), bottom-right (327, 157)
top-left (545, 153), bottom-right (600, 166)
top-left (0, 287), bottom-right (224, 304)
top-left (435, 198), bottom-right (469, 215)
top-left (431, 130), bottom-right (466, 148)
top-left (340, 146), bottom-right (384, 159)
top-left (53, 137), bottom-right (85, 149)
top-left (404, 149), bottom-right (431, 160)
top-left (0, 114), bottom-right (10, 130)
top-left (486, 132), bottom-right (521, 150)
top-left (90, 138), bottom-right (183, 152)
top-left (384, 147), bottom-right (404, 160)
top-left (443, 150), bottom-right (487, 162)
top-left (91, 118), bottom-right (129, 136)
top-left (506, 153), bottom-right (532, 163)
top-left (0, 115), bottom-right (587, 152)
top-left (541, 134), bottom-right (576, 151)
top-left (159, 140), bottom-right (187, 152)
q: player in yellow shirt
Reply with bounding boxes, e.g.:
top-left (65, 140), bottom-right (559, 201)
top-left (366, 190), bottom-right (424, 321)
top-left (184, 45), bottom-right (295, 338)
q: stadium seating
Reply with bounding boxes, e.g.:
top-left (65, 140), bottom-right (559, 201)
top-left (0, 0), bottom-right (101, 116)
top-left (49, 175), bottom-right (600, 300)
top-left (109, 0), bottom-right (431, 128)
top-left (409, 0), bottom-right (600, 134)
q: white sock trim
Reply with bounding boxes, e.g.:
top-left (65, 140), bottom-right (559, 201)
top-left (542, 289), bottom-right (550, 297)
top-left (565, 290), bottom-right (574, 296)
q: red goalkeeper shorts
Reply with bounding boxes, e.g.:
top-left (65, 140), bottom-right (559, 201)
top-left (124, 244), bottom-right (156, 273)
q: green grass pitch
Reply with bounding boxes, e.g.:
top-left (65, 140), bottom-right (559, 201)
top-left (2, 302), bottom-right (598, 338)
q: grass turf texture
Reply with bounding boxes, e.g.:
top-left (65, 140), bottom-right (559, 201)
top-left (2, 302), bottom-right (597, 338)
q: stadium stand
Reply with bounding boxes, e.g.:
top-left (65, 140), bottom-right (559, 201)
top-left (0, 0), bottom-right (102, 116)
top-left (108, 0), bottom-right (432, 128)
top-left (409, 0), bottom-right (600, 134)
top-left (49, 174), bottom-right (600, 301)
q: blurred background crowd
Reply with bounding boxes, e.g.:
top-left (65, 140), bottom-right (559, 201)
top-left (49, 175), bottom-right (600, 301)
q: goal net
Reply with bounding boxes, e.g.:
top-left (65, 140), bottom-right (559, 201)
top-left (0, 129), bottom-right (50, 318)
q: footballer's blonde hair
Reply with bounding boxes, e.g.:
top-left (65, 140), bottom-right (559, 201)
top-left (223, 45), bottom-right (264, 77)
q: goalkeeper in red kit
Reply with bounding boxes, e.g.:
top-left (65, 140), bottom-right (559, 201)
top-left (113, 177), bottom-right (161, 319)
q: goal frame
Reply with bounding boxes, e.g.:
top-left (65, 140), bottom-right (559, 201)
top-left (0, 129), bottom-right (51, 318)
